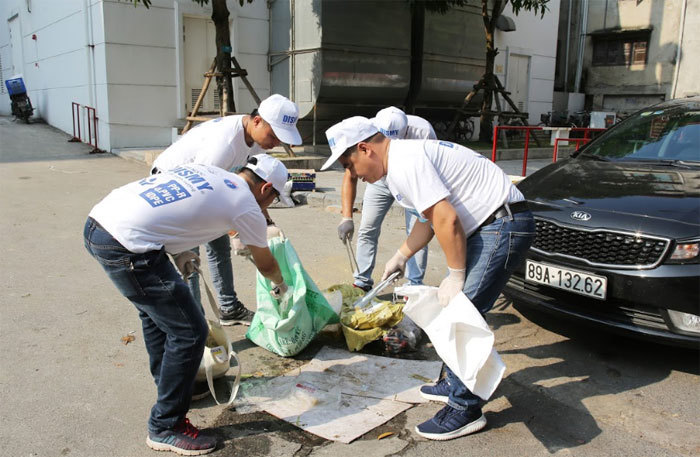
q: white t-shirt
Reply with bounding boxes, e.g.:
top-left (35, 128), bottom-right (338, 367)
top-left (153, 115), bottom-right (262, 172)
top-left (89, 164), bottom-right (268, 253)
top-left (405, 115), bottom-right (437, 140)
top-left (385, 140), bottom-right (524, 237)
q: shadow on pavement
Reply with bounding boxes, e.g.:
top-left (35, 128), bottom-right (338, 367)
top-left (485, 299), bottom-right (697, 453)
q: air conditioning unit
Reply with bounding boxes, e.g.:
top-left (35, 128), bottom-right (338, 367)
top-left (590, 111), bottom-right (617, 129)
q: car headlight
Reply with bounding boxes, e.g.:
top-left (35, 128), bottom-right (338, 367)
top-left (667, 310), bottom-right (700, 334)
top-left (667, 242), bottom-right (699, 264)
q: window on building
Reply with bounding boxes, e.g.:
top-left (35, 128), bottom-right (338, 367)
top-left (592, 30), bottom-right (651, 67)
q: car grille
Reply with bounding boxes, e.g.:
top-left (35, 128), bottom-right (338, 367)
top-left (532, 218), bottom-right (670, 269)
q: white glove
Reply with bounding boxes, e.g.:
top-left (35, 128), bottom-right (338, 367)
top-left (438, 267), bottom-right (466, 307)
top-left (381, 249), bottom-right (409, 281)
top-left (337, 217), bottom-right (354, 243)
top-left (270, 280), bottom-right (289, 299)
top-left (173, 251), bottom-right (200, 278)
top-left (231, 233), bottom-right (251, 257)
top-left (267, 224), bottom-right (285, 240)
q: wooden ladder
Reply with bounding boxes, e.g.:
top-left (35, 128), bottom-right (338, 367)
top-left (182, 56), bottom-right (296, 157)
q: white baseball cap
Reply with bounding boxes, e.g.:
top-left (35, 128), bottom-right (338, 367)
top-left (321, 116), bottom-right (379, 171)
top-left (258, 94), bottom-right (303, 146)
top-left (244, 153), bottom-right (294, 206)
top-left (374, 106), bottom-right (408, 139)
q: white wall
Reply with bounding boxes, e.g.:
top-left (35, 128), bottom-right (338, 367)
top-left (673, 0), bottom-right (700, 98)
top-left (101, 0), bottom-right (177, 149)
top-left (0, 0), bottom-right (96, 138)
top-left (494, 0), bottom-right (560, 125)
top-left (0, 0), bottom-right (271, 152)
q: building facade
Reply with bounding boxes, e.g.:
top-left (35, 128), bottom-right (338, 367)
top-left (554, 0), bottom-right (699, 117)
top-left (493, 0), bottom-right (561, 126)
top-left (1, 0), bottom-right (561, 152)
top-left (0, 0), bottom-right (270, 151)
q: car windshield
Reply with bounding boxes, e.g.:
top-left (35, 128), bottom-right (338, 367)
top-left (580, 101), bottom-right (700, 163)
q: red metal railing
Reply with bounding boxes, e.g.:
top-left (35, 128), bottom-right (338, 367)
top-left (490, 126), bottom-right (606, 176)
top-left (70, 102), bottom-right (100, 152)
top-left (85, 106), bottom-right (98, 150)
top-left (70, 102), bottom-right (81, 142)
top-left (552, 137), bottom-right (589, 162)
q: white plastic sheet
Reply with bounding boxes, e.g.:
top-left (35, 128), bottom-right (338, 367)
top-left (238, 346), bottom-right (442, 443)
top-left (396, 285), bottom-right (506, 400)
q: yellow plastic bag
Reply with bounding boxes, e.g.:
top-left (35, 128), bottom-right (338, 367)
top-left (327, 284), bottom-right (404, 351)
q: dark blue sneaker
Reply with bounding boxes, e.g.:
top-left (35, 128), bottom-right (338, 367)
top-left (415, 405), bottom-right (487, 440)
top-left (419, 378), bottom-right (450, 403)
top-left (146, 418), bottom-right (216, 455)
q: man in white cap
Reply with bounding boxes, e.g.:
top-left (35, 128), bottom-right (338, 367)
top-left (84, 154), bottom-right (291, 455)
top-left (336, 106), bottom-right (436, 291)
top-left (152, 94), bottom-right (301, 326)
top-left (321, 117), bottom-right (535, 441)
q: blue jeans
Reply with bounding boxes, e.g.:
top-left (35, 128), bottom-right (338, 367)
top-left (187, 234), bottom-right (240, 314)
top-left (444, 210), bottom-right (536, 411)
top-left (354, 180), bottom-right (429, 288)
top-left (83, 218), bottom-right (208, 433)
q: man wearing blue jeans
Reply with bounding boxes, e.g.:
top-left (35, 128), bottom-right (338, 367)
top-left (322, 117), bottom-right (535, 441)
top-left (336, 107), bottom-right (436, 290)
top-left (84, 156), bottom-right (291, 455)
top-left (152, 94), bottom-right (300, 326)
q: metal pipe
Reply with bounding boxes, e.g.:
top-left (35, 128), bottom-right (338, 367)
top-left (671, 0), bottom-right (687, 99)
top-left (313, 103), bottom-right (317, 146)
top-left (564, 0), bottom-right (572, 92)
top-left (574, 0), bottom-right (588, 93)
top-left (82, 0), bottom-right (98, 148)
top-left (290, 0), bottom-right (295, 101)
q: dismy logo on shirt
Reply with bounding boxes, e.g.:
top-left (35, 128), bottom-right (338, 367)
top-left (395, 194), bottom-right (402, 201)
top-left (170, 166), bottom-right (214, 191)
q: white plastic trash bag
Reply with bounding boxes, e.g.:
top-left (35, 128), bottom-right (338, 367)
top-left (395, 285), bottom-right (505, 400)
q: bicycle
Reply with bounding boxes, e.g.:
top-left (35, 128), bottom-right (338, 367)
top-left (538, 110), bottom-right (571, 127)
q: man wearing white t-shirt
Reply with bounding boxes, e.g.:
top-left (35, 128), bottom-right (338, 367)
top-left (84, 154), bottom-right (291, 455)
top-left (322, 117), bottom-right (535, 441)
top-left (337, 106), bottom-right (435, 291)
top-left (152, 94), bottom-right (302, 326)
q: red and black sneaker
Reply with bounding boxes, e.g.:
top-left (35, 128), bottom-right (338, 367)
top-left (352, 283), bottom-right (372, 293)
top-left (146, 418), bottom-right (216, 455)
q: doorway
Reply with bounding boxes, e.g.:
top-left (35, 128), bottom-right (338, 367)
top-left (183, 16), bottom-right (219, 113)
top-left (506, 54), bottom-right (530, 113)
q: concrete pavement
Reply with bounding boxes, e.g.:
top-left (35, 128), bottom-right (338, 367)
top-left (1, 118), bottom-right (698, 457)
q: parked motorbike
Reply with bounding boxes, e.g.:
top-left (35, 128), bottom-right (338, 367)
top-left (5, 76), bottom-right (34, 123)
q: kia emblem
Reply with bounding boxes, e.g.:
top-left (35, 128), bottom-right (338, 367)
top-left (571, 211), bottom-right (592, 221)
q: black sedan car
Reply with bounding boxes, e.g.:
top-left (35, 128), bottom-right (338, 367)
top-left (504, 97), bottom-right (700, 347)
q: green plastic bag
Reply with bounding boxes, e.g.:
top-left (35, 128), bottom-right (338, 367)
top-left (246, 237), bottom-right (339, 357)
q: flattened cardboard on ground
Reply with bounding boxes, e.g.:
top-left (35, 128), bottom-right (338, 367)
top-left (238, 346), bottom-right (442, 443)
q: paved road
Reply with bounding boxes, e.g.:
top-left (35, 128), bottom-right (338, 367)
top-left (1, 118), bottom-right (698, 457)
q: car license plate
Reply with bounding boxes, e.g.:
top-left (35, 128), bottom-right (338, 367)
top-left (525, 260), bottom-right (607, 300)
